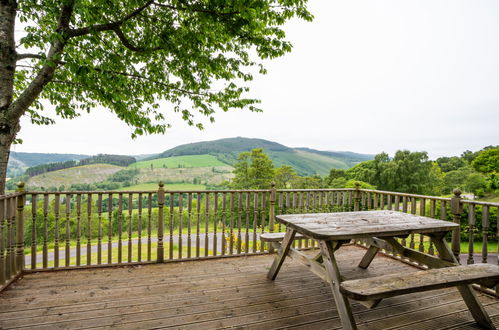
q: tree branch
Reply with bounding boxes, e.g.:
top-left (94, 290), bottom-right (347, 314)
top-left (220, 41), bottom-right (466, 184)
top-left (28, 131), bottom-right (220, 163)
top-left (68, 0), bottom-right (155, 38)
top-left (8, 1), bottom-right (75, 121)
top-left (96, 68), bottom-right (209, 96)
top-left (112, 26), bottom-right (161, 52)
top-left (16, 53), bottom-right (44, 61)
top-left (15, 65), bottom-right (36, 69)
top-left (152, 1), bottom-right (240, 16)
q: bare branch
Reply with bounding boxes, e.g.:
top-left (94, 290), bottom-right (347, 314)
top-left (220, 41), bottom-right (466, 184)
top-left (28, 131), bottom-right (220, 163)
top-left (16, 53), bottom-right (44, 61)
top-left (15, 65), bottom-right (36, 69)
top-left (68, 0), bottom-right (155, 38)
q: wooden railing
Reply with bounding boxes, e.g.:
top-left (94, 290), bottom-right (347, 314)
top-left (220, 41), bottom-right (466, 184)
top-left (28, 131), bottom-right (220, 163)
top-left (0, 191), bottom-right (25, 290)
top-left (1, 182), bottom-right (498, 292)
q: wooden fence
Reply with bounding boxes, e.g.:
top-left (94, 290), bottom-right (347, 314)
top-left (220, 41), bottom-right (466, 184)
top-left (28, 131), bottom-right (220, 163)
top-left (1, 182), bottom-right (498, 292)
top-left (0, 191), bottom-right (25, 290)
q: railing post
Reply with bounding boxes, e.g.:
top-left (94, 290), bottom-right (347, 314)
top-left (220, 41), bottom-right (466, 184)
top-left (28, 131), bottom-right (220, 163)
top-left (157, 181), bottom-right (165, 263)
top-left (269, 183), bottom-right (276, 232)
top-left (15, 182), bottom-right (26, 273)
top-left (353, 183), bottom-right (361, 211)
top-left (268, 183), bottom-right (276, 253)
top-left (450, 188), bottom-right (463, 262)
top-left (0, 197), bottom-right (5, 284)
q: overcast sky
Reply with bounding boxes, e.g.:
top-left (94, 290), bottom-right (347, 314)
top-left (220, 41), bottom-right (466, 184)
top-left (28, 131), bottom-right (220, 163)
top-left (13, 0), bottom-right (499, 159)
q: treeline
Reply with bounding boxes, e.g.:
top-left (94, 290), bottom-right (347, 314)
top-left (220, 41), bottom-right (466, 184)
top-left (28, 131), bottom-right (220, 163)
top-left (79, 154), bottom-right (136, 167)
top-left (24, 154), bottom-right (137, 178)
top-left (327, 146), bottom-right (498, 196)
top-left (25, 160), bottom-right (78, 177)
top-left (226, 146), bottom-right (498, 198)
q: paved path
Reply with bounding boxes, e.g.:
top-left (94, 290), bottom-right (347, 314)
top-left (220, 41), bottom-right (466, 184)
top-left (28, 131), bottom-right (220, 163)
top-left (25, 232), bottom-right (263, 266)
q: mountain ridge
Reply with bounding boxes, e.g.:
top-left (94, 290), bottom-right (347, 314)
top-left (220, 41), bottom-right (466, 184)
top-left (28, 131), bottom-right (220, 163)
top-left (152, 137), bottom-right (374, 175)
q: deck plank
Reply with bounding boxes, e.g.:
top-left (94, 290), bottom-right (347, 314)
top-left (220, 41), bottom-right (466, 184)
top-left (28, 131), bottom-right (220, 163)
top-left (0, 245), bottom-right (498, 330)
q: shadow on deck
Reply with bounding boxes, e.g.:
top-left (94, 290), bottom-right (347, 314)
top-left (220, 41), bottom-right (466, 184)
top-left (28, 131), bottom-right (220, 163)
top-left (1, 245), bottom-right (499, 329)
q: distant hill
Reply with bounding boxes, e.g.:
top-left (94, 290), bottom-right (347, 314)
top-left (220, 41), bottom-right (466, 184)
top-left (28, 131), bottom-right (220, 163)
top-left (152, 137), bottom-right (373, 176)
top-left (155, 137), bottom-right (290, 158)
top-left (7, 151), bottom-right (88, 177)
top-left (295, 148), bottom-right (374, 163)
top-left (9, 151), bottom-right (89, 167)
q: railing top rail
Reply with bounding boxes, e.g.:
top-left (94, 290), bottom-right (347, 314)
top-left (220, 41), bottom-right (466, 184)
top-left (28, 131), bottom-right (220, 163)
top-left (25, 188), bottom-right (358, 195)
top-left (26, 190), bottom-right (156, 195)
top-left (358, 189), bottom-right (452, 201)
top-left (25, 189), bottom-right (274, 195)
top-left (276, 188), bottom-right (355, 192)
top-left (0, 192), bottom-right (24, 200)
top-left (11, 188), bottom-right (499, 207)
top-left (460, 199), bottom-right (499, 207)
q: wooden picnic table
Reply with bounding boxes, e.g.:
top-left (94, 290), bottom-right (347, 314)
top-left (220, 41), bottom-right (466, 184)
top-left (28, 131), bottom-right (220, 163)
top-left (264, 210), bottom-right (499, 330)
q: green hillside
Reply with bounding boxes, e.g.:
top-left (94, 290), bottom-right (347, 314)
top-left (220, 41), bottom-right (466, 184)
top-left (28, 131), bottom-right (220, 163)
top-left (152, 137), bottom-right (373, 176)
top-left (8, 152), bottom-right (88, 177)
top-left (295, 148), bottom-right (374, 163)
top-left (130, 155), bottom-right (227, 169)
top-left (268, 150), bottom-right (354, 174)
top-left (26, 164), bottom-right (123, 189)
top-left (155, 137), bottom-right (290, 159)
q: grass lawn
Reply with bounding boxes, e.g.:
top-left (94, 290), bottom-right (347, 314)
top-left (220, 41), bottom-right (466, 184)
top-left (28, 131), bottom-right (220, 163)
top-left (402, 234), bottom-right (498, 254)
top-left (480, 195), bottom-right (499, 203)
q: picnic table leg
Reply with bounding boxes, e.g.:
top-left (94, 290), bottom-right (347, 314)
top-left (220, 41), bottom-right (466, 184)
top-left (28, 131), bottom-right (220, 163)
top-left (320, 240), bottom-right (358, 330)
top-left (356, 237), bottom-right (395, 269)
top-left (267, 227), bottom-right (296, 280)
top-left (358, 245), bottom-right (379, 269)
top-left (431, 235), bottom-right (496, 330)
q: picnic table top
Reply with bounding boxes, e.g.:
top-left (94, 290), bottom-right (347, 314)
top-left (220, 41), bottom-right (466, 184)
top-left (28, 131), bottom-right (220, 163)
top-left (275, 210), bottom-right (458, 240)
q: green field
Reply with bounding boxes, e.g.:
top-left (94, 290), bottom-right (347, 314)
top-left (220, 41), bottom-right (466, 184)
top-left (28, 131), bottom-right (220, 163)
top-left (117, 183), bottom-right (207, 191)
top-left (129, 155), bottom-right (227, 169)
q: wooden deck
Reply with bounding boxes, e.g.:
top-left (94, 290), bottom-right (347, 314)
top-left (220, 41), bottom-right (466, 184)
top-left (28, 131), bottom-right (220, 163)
top-left (1, 245), bottom-right (499, 329)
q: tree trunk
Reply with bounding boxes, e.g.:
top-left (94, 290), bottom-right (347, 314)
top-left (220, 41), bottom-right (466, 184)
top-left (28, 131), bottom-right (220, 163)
top-left (0, 0), bottom-right (18, 195)
top-left (0, 134), bottom-right (14, 194)
top-left (0, 121), bottom-right (19, 193)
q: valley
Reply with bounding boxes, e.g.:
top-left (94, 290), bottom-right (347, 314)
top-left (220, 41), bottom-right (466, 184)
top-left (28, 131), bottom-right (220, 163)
top-left (11, 137), bottom-right (373, 191)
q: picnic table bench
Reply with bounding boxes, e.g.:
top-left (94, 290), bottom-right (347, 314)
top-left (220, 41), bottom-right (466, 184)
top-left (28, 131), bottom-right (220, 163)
top-left (262, 210), bottom-right (499, 330)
